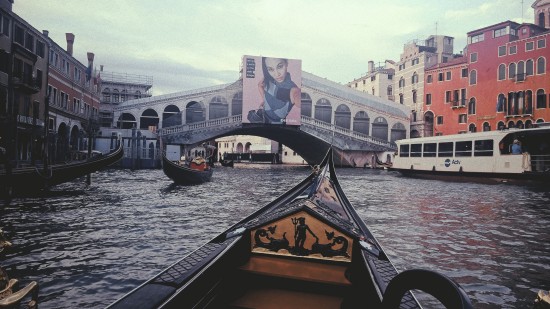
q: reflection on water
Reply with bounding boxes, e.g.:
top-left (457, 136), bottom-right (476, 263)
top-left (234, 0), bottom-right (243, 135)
top-left (1, 165), bottom-right (549, 308)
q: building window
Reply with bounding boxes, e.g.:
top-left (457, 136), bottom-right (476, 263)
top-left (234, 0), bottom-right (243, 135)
top-left (412, 58), bottom-right (419, 65)
top-left (494, 27), bottom-right (507, 37)
top-left (445, 91), bottom-right (451, 103)
top-left (537, 57), bottom-right (546, 74)
top-left (470, 52), bottom-right (478, 63)
top-left (446, 71), bottom-right (451, 80)
top-left (0, 13), bottom-right (9, 37)
top-left (427, 74), bottom-right (433, 83)
top-left (470, 70), bottom-right (477, 85)
top-left (411, 72), bottom-right (418, 84)
top-left (508, 63), bottom-right (516, 79)
top-left (399, 77), bottom-right (405, 88)
top-left (526, 41), bottom-right (534, 51)
top-left (537, 39), bottom-right (546, 49)
top-left (437, 116), bottom-right (443, 125)
top-left (469, 33), bottom-right (484, 44)
top-left (25, 32), bottom-right (34, 51)
top-left (468, 98), bottom-right (476, 115)
top-left (438, 72), bottom-right (444, 81)
top-left (498, 64), bottom-right (506, 80)
top-left (36, 41), bottom-right (45, 58)
top-left (509, 45), bottom-right (517, 54)
top-left (536, 89), bottom-right (547, 108)
top-left (526, 59), bottom-right (534, 76)
top-left (461, 68), bottom-right (468, 78)
top-left (426, 93), bottom-right (432, 105)
top-left (412, 90), bottom-right (417, 103)
top-left (498, 46), bottom-right (506, 56)
top-left (399, 94), bottom-right (403, 104)
top-left (458, 114), bottom-right (467, 124)
top-left (14, 25), bottom-right (24, 45)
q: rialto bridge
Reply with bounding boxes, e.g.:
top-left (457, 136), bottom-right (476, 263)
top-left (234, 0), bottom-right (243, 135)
top-left (112, 71), bottom-right (410, 165)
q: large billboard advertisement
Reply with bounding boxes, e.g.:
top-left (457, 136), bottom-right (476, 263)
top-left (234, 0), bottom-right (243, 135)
top-left (242, 55), bottom-right (301, 126)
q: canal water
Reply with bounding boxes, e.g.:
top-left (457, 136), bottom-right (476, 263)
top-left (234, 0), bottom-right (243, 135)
top-left (1, 164), bottom-right (549, 308)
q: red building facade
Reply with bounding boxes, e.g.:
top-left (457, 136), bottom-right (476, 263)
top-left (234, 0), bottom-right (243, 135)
top-left (46, 33), bottom-right (101, 161)
top-left (424, 2), bottom-right (550, 136)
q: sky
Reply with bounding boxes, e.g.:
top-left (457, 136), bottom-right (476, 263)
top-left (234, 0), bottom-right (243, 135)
top-left (14, 0), bottom-right (532, 96)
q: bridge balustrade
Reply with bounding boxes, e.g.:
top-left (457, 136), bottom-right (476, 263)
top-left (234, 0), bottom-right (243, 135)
top-left (157, 114), bottom-right (395, 151)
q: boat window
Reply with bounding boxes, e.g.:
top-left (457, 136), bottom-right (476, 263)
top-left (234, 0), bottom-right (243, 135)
top-left (438, 142), bottom-right (453, 157)
top-left (410, 144), bottom-right (422, 157)
top-left (474, 140), bottom-right (494, 157)
top-left (455, 141), bottom-right (472, 157)
top-left (423, 143), bottom-right (437, 157)
top-left (399, 144), bottom-right (409, 157)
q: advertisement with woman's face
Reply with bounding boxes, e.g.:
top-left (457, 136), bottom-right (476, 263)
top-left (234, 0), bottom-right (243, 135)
top-left (242, 55), bottom-right (301, 125)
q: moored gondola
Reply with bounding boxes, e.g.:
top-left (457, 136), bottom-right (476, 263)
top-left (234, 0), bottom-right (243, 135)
top-left (109, 149), bottom-right (473, 309)
top-left (0, 140), bottom-right (123, 196)
top-left (162, 153), bottom-right (213, 185)
top-left (219, 158), bottom-right (234, 167)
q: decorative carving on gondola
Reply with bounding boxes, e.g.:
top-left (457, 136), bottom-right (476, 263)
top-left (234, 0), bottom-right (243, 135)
top-left (253, 226), bottom-right (289, 252)
top-left (251, 211), bottom-right (352, 262)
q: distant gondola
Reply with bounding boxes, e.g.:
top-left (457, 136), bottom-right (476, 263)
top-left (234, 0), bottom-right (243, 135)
top-left (219, 158), bottom-right (234, 167)
top-left (162, 154), bottom-right (213, 185)
top-left (0, 140), bottom-right (123, 196)
top-left (108, 149), bottom-right (473, 309)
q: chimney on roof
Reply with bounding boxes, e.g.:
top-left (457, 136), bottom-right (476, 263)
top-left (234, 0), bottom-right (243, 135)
top-left (66, 33), bottom-right (75, 56)
top-left (0, 0), bottom-right (13, 12)
top-left (86, 52), bottom-right (94, 81)
top-left (368, 61), bottom-right (374, 73)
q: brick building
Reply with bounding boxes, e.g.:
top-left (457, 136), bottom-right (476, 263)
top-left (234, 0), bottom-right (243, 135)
top-left (423, 1), bottom-right (550, 136)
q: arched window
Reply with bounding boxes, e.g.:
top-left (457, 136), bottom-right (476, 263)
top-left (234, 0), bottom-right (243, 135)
top-left (469, 70), bottom-right (477, 85)
top-left (399, 94), bottom-right (404, 104)
top-left (525, 90), bottom-right (533, 114)
top-left (468, 123), bottom-right (476, 133)
top-left (483, 122), bottom-right (491, 131)
top-left (536, 89), bottom-right (547, 109)
top-left (411, 72), bottom-right (418, 84)
top-left (102, 88), bottom-right (110, 102)
top-left (497, 121), bottom-right (505, 130)
top-left (334, 104), bottom-right (351, 129)
top-left (399, 77), bottom-right (405, 88)
top-left (314, 98), bottom-right (332, 124)
top-left (113, 89), bottom-right (120, 103)
top-left (538, 12), bottom-right (545, 28)
top-left (232, 91), bottom-right (243, 116)
top-left (412, 90), bottom-right (417, 103)
top-left (526, 59), bottom-right (534, 76)
top-left (498, 64), bottom-right (506, 80)
top-left (517, 61), bottom-right (525, 77)
top-left (300, 92), bottom-right (312, 117)
top-left (468, 98), bottom-right (476, 115)
top-left (508, 62), bottom-right (516, 79)
top-left (497, 93), bottom-right (506, 112)
top-left (537, 57), bottom-right (546, 74)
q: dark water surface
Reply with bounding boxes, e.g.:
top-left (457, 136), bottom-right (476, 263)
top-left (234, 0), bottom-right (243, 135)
top-left (1, 164), bottom-right (549, 308)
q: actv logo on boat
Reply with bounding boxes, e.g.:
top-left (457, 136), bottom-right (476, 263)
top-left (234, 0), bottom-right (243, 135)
top-left (444, 159), bottom-right (461, 167)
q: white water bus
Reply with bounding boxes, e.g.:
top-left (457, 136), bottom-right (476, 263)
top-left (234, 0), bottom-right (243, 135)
top-left (389, 125), bottom-right (550, 183)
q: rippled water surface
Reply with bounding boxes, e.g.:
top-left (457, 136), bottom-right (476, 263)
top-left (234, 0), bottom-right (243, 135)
top-left (1, 165), bottom-right (549, 308)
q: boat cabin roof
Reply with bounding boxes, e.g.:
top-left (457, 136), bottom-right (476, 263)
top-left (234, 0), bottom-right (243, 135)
top-left (396, 127), bottom-right (550, 145)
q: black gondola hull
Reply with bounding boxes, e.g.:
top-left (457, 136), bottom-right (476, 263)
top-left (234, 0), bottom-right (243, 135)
top-left (0, 142), bottom-right (123, 195)
top-left (162, 155), bottom-right (213, 185)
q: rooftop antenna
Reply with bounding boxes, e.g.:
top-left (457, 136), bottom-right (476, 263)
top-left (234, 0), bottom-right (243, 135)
top-left (521, 0), bottom-right (524, 23)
